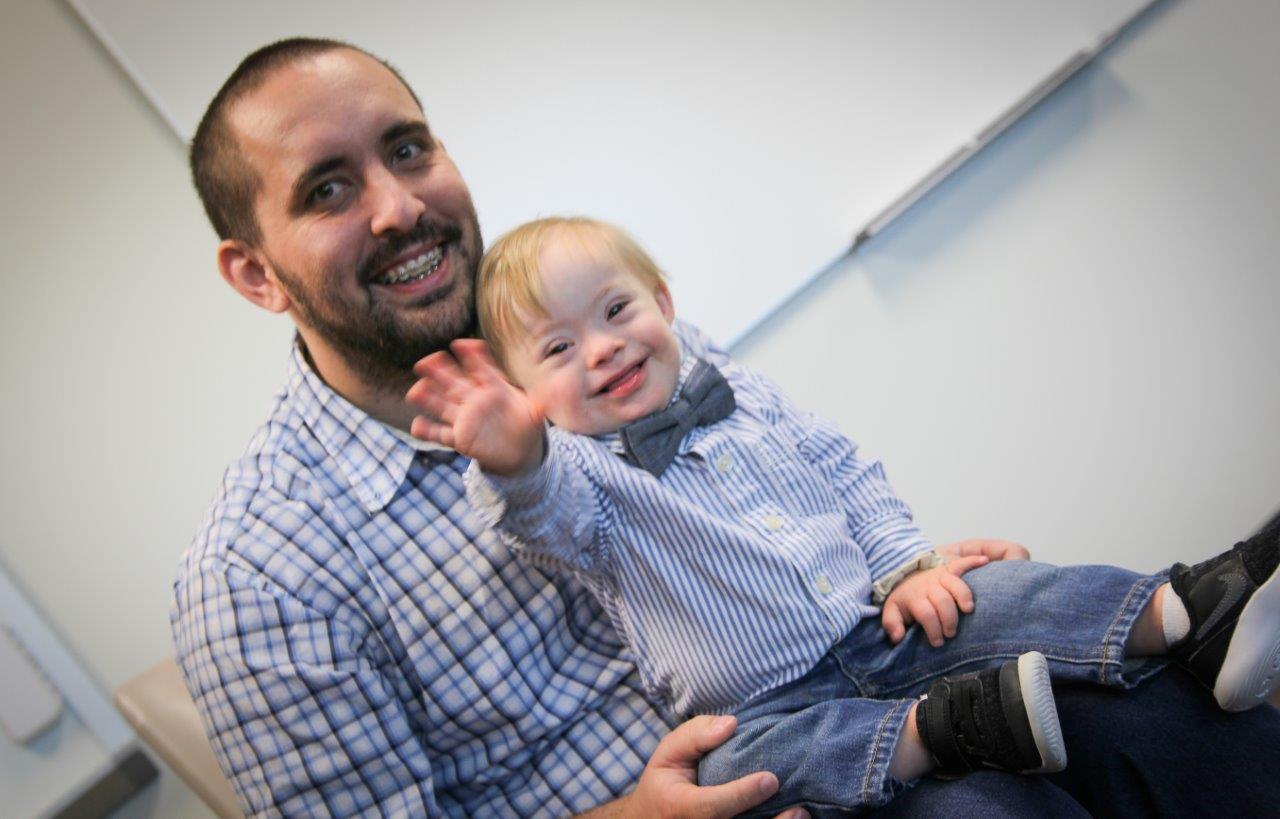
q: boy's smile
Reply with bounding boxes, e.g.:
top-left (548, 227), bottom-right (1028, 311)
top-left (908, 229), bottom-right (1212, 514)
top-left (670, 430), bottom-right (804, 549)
top-left (505, 237), bottom-right (681, 436)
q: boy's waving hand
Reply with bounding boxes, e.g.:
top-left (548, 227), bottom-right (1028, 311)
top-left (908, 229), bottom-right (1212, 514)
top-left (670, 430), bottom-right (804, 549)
top-left (407, 339), bottom-right (546, 476)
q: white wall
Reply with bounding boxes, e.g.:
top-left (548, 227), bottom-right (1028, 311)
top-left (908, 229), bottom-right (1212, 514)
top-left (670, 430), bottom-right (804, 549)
top-left (1, 0), bottom-right (1276, 815)
top-left (734, 0), bottom-right (1280, 570)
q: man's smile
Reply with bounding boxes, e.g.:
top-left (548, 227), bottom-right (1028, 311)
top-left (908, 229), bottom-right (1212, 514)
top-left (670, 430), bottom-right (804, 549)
top-left (370, 240), bottom-right (456, 301)
top-left (376, 243), bottom-right (444, 285)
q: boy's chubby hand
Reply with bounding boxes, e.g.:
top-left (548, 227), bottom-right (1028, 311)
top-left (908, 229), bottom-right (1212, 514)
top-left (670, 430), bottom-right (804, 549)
top-left (406, 339), bottom-right (545, 477)
top-left (881, 554), bottom-right (990, 647)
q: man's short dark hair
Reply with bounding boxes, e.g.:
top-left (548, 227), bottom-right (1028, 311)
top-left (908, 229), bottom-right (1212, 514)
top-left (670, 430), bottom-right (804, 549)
top-left (189, 38), bottom-right (422, 245)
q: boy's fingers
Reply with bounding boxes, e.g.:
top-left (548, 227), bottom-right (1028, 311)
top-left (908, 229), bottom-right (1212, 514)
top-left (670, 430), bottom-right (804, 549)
top-left (944, 555), bottom-right (989, 577)
top-left (405, 381), bottom-right (457, 425)
top-left (909, 598), bottom-right (943, 647)
top-left (413, 350), bottom-right (457, 378)
top-left (881, 603), bottom-right (906, 643)
top-left (409, 416), bottom-right (455, 449)
top-left (940, 572), bottom-right (975, 613)
top-left (416, 348), bottom-right (469, 386)
top-left (927, 586), bottom-right (959, 638)
top-left (451, 339), bottom-right (503, 382)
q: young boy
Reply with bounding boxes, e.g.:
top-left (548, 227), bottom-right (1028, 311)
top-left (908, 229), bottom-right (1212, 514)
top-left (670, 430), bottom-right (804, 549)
top-left (406, 216), bottom-right (1280, 813)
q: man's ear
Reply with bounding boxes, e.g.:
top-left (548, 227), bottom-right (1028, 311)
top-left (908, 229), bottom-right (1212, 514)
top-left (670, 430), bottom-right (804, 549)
top-left (655, 281), bottom-right (676, 324)
top-left (217, 239), bottom-right (291, 314)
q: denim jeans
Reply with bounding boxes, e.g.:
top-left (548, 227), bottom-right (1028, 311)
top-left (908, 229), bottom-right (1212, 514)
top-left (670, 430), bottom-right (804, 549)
top-left (697, 560), bottom-right (1168, 815)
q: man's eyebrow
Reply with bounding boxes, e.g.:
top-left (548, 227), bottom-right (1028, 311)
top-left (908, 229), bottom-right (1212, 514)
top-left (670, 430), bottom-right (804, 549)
top-left (381, 120), bottom-right (433, 147)
top-left (290, 156), bottom-right (347, 211)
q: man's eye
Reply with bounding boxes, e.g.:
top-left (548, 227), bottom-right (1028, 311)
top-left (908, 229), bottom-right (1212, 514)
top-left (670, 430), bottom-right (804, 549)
top-left (392, 142), bottom-right (426, 163)
top-left (309, 180), bottom-right (346, 204)
top-left (544, 341), bottom-right (571, 359)
top-left (606, 301), bottom-right (629, 320)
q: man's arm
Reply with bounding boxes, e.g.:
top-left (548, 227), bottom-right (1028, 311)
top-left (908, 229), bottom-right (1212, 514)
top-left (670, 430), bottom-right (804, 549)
top-left (173, 557), bottom-right (443, 817)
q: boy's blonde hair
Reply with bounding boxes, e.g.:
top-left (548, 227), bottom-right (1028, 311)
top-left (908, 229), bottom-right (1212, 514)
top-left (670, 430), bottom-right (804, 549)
top-left (478, 216), bottom-right (667, 368)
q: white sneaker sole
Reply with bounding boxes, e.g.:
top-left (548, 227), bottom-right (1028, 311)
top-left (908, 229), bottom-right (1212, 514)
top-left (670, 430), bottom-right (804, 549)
top-left (1214, 562), bottom-right (1280, 712)
top-left (1018, 651), bottom-right (1068, 773)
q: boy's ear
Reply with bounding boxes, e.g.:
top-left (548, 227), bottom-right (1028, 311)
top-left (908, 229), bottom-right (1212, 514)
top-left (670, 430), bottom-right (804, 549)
top-left (655, 282), bottom-right (675, 324)
top-left (217, 239), bottom-right (292, 314)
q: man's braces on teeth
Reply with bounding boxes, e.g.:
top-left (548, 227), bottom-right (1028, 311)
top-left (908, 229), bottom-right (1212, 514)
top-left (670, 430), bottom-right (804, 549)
top-left (380, 244), bottom-right (444, 284)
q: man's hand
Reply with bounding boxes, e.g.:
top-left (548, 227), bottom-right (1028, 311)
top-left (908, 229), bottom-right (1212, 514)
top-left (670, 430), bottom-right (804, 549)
top-left (881, 555), bottom-right (989, 647)
top-left (406, 339), bottom-right (544, 476)
top-left (936, 538), bottom-right (1031, 563)
top-left (600, 715), bottom-right (807, 819)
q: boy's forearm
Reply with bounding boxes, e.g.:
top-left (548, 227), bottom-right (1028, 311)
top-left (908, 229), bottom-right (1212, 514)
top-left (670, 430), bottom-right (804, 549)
top-left (465, 437), bottom-right (603, 568)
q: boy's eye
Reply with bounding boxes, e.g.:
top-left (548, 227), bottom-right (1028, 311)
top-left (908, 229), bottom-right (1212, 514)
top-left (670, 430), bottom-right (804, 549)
top-left (606, 301), bottom-right (629, 319)
top-left (544, 341), bottom-right (571, 359)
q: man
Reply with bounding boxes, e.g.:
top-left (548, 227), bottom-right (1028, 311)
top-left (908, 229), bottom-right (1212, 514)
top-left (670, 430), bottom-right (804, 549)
top-left (173, 38), bottom-right (1280, 817)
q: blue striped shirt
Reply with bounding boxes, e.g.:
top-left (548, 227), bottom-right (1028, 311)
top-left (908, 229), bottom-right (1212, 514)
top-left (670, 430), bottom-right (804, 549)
top-left (171, 341), bottom-right (676, 818)
top-left (468, 322), bottom-right (932, 716)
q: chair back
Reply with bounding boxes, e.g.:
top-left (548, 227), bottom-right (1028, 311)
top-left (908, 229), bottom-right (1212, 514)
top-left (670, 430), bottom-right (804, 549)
top-left (114, 659), bottom-right (242, 819)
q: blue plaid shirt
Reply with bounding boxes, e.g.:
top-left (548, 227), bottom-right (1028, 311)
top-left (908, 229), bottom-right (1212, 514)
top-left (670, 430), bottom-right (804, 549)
top-left (469, 334), bottom-right (931, 715)
top-left (171, 340), bottom-right (675, 817)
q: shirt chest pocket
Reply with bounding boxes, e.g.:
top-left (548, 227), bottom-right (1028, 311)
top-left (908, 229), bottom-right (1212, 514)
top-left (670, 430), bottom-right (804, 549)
top-left (739, 422), bottom-right (841, 518)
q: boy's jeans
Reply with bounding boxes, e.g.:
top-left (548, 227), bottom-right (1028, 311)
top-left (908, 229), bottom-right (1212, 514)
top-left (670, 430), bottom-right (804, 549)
top-left (697, 560), bottom-right (1168, 816)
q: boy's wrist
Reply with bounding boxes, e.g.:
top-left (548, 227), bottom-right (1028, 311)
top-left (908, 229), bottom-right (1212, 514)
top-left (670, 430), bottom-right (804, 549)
top-left (478, 428), bottom-right (554, 501)
top-left (872, 550), bottom-right (946, 604)
top-left (484, 426), bottom-right (547, 477)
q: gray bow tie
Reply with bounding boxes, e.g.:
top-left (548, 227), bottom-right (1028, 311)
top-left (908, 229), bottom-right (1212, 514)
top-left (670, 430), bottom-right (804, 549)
top-left (619, 359), bottom-right (736, 477)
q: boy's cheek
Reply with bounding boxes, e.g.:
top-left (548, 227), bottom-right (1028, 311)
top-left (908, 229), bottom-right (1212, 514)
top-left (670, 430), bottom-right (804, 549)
top-left (533, 381), bottom-right (585, 428)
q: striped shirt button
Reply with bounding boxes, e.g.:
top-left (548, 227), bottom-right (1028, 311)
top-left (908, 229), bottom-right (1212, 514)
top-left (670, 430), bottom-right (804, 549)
top-left (814, 574), bottom-right (834, 595)
top-left (763, 514), bottom-right (785, 531)
top-left (714, 453), bottom-right (734, 474)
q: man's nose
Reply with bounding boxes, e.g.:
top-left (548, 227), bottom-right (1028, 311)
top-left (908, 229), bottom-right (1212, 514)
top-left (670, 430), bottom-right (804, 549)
top-left (367, 166), bottom-right (426, 236)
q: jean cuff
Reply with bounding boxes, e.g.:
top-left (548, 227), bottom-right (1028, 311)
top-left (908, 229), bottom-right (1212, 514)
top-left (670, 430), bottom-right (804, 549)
top-left (860, 697), bottom-right (916, 806)
top-left (1099, 569), bottom-right (1171, 688)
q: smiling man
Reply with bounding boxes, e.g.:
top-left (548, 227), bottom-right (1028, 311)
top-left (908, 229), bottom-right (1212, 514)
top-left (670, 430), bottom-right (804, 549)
top-left (172, 38), bottom-right (1280, 818)
top-left (173, 39), bottom-right (791, 818)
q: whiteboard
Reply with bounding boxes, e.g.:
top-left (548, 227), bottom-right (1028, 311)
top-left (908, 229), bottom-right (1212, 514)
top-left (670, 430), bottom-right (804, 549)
top-left (70, 0), bottom-right (1150, 346)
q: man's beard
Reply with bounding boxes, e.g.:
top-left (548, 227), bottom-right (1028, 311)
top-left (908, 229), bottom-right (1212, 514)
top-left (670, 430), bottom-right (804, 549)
top-left (274, 217), bottom-right (483, 394)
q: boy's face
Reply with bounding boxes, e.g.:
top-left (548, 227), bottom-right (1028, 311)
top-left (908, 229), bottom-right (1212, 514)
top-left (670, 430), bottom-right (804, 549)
top-left (504, 240), bottom-right (681, 436)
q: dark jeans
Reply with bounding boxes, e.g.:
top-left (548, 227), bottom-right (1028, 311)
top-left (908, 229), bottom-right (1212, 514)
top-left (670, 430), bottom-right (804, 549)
top-left (875, 668), bottom-right (1280, 818)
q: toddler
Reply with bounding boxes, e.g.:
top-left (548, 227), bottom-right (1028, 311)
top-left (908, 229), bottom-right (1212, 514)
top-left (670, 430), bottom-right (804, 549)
top-left (406, 216), bottom-right (1280, 814)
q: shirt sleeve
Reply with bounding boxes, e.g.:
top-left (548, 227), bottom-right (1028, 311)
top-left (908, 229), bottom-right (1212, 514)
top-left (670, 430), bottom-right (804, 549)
top-left (464, 430), bottom-right (608, 574)
top-left (797, 417), bottom-right (934, 580)
top-left (172, 554), bottom-right (441, 818)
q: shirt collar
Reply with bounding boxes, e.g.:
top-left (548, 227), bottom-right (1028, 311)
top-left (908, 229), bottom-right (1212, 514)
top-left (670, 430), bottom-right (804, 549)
top-left (286, 340), bottom-right (435, 513)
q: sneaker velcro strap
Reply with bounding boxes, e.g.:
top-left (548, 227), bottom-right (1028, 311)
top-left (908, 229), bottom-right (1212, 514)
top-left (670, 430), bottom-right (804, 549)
top-left (918, 683), bottom-right (974, 775)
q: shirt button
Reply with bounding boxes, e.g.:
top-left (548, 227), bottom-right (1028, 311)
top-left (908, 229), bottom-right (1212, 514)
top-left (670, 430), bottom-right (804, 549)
top-left (763, 514), bottom-right (785, 531)
top-left (714, 453), bottom-right (734, 474)
top-left (814, 574), bottom-right (833, 595)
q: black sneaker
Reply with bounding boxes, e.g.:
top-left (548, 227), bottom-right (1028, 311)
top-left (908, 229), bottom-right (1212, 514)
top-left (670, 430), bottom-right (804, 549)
top-left (1168, 515), bottom-right (1280, 712)
top-left (916, 651), bottom-right (1067, 777)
